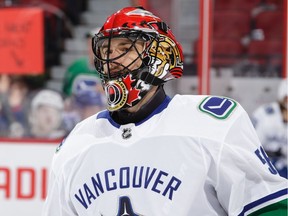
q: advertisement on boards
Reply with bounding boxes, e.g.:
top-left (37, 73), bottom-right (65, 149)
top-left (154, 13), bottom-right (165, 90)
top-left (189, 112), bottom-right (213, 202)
top-left (0, 139), bottom-right (59, 216)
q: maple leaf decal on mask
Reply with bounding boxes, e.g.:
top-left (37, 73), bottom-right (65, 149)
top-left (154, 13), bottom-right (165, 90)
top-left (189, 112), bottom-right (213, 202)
top-left (123, 75), bottom-right (141, 106)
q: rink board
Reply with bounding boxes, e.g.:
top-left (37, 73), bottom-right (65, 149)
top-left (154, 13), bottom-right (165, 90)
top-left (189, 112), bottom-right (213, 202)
top-left (0, 139), bottom-right (60, 216)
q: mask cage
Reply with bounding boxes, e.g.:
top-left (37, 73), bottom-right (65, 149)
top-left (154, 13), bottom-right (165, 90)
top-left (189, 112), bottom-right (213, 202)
top-left (92, 29), bottom-right (159, 82)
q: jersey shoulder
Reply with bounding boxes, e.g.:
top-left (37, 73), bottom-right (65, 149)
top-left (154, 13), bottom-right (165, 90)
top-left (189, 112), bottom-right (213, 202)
top-left (163, 95), bottom-right (247, 140)
top-left (171, 94), bottom-right (243, 120)
top-left (51, 112), bottom-right (109, 174)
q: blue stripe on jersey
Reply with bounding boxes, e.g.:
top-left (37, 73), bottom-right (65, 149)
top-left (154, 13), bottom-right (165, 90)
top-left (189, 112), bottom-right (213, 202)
top-left (96, 96), bottom-right (171, 127)
top-left (135, 96), bottom-right (171, 126)
top-left (238, 188), bottom-right (288, 216)
top-left (97, 110), bottom-right (120, 128)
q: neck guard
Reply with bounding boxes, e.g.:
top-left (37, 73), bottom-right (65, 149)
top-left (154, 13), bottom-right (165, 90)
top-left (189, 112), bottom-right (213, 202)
top-left (110, 86), bottom-right (166, 124)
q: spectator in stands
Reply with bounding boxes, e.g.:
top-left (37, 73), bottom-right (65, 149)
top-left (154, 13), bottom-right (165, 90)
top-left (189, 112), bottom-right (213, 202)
top-left (28, 89), bottom-right (66, 139)
top-left (251, 78), bottom-right (288, 178)
top-left (0, 101), bottom-right (7, 137)
top-left (0, 75), bottom-right (11, 136)
top-left (62, 28), bottom-right (105, 133)
top-left (0, 76), bottom-right (30, 138)
top-left (62, 73), bottom-right (105, 133)
top-left (0, 74), bottom-right (10, 95)
top-left (62, 28), bottom-right (101, 97)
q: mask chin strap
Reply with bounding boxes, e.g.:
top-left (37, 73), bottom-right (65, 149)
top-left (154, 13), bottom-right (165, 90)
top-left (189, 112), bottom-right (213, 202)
top-left (130, 66), bottom-right (165, 86)
top-left (138, 70), bottom-right (165, 86)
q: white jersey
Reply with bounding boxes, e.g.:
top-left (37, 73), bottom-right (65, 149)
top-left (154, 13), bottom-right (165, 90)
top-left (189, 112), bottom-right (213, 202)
top-left (43, 95), bottom-right (287, 216)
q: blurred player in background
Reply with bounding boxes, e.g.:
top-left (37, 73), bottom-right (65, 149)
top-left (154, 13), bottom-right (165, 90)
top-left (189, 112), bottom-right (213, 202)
top-left (252, 78), bottom-right (288, 178)
top-left (62, 71), bottom-right (105, 132)
top-left (28, 89), bottom-right (66, 139)
top-left (62, 28), bottom-right (105, 133)
top-left (43, 7), bottom-right (287, 216)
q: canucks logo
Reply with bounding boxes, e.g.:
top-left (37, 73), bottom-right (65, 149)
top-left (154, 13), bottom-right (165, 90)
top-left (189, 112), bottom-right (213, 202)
top-left (199, 96), bottom-right (237, 119)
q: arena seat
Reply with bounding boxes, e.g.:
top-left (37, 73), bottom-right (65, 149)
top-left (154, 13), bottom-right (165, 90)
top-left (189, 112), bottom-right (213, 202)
top-left (214, 0), bottom-right (262, 12)
top-left (192, 39), bottom-right (245, 67)
top-left (253, 10), bottom-right (283, 39)
top-left (265, 0), bottom-right (283, 7)
top-left (246, 39), bottom-right (282, 65)
top-left (213, 11), bottom-right (251, 39)
top-left (212, 39), bottom-right (245, 66)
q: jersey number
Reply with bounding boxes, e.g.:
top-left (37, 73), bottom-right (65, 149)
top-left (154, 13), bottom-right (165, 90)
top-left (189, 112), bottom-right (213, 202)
top-left (255, 146), bottom-right (278, 175)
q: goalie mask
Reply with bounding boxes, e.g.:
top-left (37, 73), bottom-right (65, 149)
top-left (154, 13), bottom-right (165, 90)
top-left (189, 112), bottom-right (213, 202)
top-left (92, 7), bottom-right (183, 111)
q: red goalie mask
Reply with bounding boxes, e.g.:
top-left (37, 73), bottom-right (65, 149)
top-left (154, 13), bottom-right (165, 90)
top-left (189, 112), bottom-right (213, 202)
top-left (92, 7), bottom-right (184, 111)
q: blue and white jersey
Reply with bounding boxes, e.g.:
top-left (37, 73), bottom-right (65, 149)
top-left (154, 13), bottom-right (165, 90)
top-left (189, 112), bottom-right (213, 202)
top-left (43, 95), bottom-right (287, 216)
top-left (252, 102), bottom-right (287, 153)
top-left (251, 102), bottom-right (287, 177)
